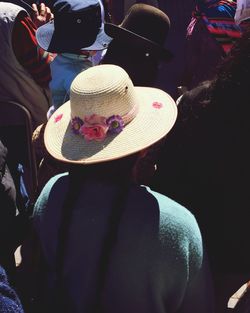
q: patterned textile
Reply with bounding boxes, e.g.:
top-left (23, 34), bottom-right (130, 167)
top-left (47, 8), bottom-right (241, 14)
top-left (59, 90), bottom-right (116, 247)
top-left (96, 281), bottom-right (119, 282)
top-left (12, 15), bottom-right (52, 88)
top-left (187, 0), bottom-right (242, 54)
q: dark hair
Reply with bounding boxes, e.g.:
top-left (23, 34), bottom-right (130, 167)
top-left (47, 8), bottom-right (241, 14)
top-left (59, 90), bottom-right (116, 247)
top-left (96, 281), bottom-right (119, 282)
top-left (69, 152), bottom-right (139, 183)
top-left (69, 139), bottom-right (164, 185)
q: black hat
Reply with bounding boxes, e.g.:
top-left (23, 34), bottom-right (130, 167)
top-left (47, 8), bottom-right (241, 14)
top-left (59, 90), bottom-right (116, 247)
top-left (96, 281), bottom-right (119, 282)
top-left (104, 3), bottom-right (173, 61)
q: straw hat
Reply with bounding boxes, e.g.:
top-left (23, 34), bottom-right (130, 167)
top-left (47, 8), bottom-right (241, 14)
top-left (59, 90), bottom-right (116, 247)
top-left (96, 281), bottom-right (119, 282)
top-left (44, 64), bottom-right (177, 164)
top-left (36, 0), bottom-right (112, 53)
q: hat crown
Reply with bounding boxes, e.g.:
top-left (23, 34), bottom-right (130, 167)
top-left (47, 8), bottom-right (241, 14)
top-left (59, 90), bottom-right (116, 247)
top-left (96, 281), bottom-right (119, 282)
top-left (121, 4), bottom-right (170, 45)
top-left (53, 0), bottom-right (100, 13)
top-left (70, 64), bottom-right (137, 119)
top-left (36, 0), bottom-right (112, 53)
top-left (53, 0), bottom-right (101, 29)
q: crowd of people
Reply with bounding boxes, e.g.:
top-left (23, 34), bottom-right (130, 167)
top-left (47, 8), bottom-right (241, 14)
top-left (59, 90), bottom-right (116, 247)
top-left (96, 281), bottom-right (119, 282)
top-left (0, 0), bottom-right (250, 313)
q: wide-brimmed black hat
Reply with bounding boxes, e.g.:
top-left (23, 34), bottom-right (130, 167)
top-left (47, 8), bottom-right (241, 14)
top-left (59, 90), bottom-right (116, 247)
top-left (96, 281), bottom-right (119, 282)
top-left (104, 3), bottom-right (173, 61)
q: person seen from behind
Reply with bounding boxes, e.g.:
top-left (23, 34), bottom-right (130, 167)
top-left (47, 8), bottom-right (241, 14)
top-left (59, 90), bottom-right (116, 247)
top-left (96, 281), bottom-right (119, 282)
top-left (22, 64), bottom-right (214, 313)
top-left (35, 0), bottom-right (112, 118)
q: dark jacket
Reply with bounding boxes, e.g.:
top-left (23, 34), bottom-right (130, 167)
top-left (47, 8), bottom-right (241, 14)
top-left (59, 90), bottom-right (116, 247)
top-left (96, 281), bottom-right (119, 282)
top-left (0, 140), bottom-right (17, 280)
top-left (151, 80), bottom-right (250, 274)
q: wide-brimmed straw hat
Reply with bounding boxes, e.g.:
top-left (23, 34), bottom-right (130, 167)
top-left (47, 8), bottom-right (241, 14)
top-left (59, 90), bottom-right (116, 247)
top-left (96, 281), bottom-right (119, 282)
top-left (104, 3), bottom-right (173, 61)
top-left (44, 64), bottom-right (177, 164)
top-left (36, 0), bottom-right (112, 53)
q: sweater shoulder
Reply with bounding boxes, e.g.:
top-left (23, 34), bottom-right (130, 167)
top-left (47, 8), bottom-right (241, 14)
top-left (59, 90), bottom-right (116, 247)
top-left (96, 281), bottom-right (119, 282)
top-left (145, 186), bottom-right (203, 270)
top-left (146, 186), bottom-right (201, 236)
top-left (33, 172), bottom-right (69, 220)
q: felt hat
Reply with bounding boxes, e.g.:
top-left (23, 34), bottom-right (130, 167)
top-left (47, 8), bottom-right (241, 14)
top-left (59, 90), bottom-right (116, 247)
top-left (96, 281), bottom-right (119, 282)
top-left (36, 0), bottom-right (112, 53)
top-left (104, 3), bottom-right (173, 61)
top-left (44, 64), bottom-right (177, 164)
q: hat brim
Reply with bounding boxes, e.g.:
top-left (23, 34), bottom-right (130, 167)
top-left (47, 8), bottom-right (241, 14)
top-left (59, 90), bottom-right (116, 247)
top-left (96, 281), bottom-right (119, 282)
top-left (44, 87), bottom-right (177, 164)
top-left (36, 20), bottom-right (112, 52)
top-left (105, 23), bottom-right (173, 61)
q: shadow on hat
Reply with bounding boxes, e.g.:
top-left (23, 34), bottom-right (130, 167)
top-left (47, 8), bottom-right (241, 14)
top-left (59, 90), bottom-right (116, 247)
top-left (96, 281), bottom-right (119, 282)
top-left (36, 0), bottom-right (112, 53)
top-left (101, 3), bottom-right (173, 86)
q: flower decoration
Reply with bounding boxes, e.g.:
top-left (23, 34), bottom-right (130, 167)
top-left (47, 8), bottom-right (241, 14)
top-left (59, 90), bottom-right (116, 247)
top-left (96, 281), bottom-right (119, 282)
top-left (71, 117), bottom-right (84, 134)
top-left (54, 114), bottom-right (63, 123)
top-left (71, 113), bottom-right (125, 141)
top-left (84, 114), bottom-right (107, 126)
top-left (106, 115), bottom-right (124, 134)
top-left (80, 114), bottom-right (109, 141)
top-left (152, 101), bottom-right (163, 109)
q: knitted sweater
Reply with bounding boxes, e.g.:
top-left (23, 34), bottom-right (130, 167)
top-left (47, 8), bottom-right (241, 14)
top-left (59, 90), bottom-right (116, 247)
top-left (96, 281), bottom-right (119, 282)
top-left (33, 173), bottom-right (214, 313)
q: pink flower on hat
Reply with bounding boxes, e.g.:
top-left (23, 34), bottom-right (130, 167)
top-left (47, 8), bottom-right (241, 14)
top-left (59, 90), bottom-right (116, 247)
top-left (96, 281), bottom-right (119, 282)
top-left (80, 114), bottom-right (109, 141)
top-left (152, 101), bottom-right (163, 109)
top-left (54, 113), bottom-right (63, 123)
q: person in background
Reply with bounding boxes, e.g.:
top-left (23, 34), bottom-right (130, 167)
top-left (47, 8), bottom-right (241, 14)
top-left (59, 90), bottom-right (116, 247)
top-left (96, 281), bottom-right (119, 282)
top-left (180, 0), bottom-right (247, 91)
top-left (31, 0), bottom-right (112, 195)
top-left (0, 139), bottom-right (31, 285)
top-left (35, 0), bottom-right (112, 118)
top-left (0, 1), bottom-right (53, 130)
top-left (151, 24), bottom-right (250, 313)
top-left (102, 3), bottom-right (173, 87)
top-left (0, 140), bottom-right (18, 283)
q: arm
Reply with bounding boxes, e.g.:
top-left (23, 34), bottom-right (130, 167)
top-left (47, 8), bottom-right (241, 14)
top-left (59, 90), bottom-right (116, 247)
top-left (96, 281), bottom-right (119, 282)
top-left (177, 247), bottom-right (215, 313)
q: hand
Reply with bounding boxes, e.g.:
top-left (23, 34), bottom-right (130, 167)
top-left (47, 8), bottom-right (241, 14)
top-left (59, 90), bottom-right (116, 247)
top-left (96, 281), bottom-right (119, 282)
top-left (31, 3), bottom-right (54, 28)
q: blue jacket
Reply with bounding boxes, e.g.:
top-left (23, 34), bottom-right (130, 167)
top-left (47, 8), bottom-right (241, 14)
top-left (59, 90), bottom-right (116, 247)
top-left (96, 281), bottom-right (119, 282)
top-left (49, 53), bottom-right (93, 111)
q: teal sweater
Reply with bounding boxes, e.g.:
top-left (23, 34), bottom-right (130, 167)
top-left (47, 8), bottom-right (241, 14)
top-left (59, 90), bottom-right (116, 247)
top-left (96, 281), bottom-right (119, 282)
top-left (33, 173), bottom-right (214, 313)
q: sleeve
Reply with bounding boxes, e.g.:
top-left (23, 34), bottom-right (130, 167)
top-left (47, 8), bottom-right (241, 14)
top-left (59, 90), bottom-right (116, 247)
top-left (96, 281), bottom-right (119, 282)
top-left (154, 190), bottom-right (215, 313)
top-left (177, 247), bottom-right (215, 313)
top-left (167, 203), bottom-right (215, 313)
top-left (12, 13), bottom-right (52, 88)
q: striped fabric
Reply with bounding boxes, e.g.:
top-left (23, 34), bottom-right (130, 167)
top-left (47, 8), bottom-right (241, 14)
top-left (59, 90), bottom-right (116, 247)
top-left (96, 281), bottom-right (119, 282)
top-left (12, 15), bottom-right (52, 88)
top-left (187, 0), bottom-right (243, 54)
top-left (202, 16), bottom-right (242, 53)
